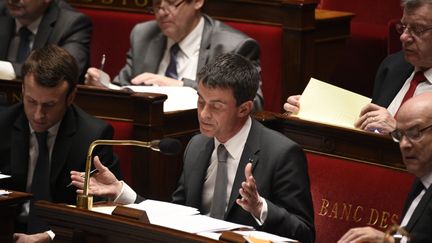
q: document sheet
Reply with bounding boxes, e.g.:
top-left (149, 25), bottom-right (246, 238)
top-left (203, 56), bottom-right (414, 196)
top-left (293, 78), bottom-right (372, 130)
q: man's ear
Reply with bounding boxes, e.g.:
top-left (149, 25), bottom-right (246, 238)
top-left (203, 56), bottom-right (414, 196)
top-left (194, 0), bottom-right (204, 10)
top-left (66, 87), bottom-right (77, 106)
top-left (238, 100), bottom-right (253, 117)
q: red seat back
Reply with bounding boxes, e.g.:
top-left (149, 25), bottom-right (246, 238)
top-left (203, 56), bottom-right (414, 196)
top-left (77, 8), bottom-right (154, 78)
top-left (225, 21), bottom-right (283, 112)
top-left (307, 152), bottom-right (414, 243)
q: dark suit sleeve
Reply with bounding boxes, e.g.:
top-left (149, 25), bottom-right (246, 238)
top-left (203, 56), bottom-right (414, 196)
top-left (260, 143), bottom-right (315, 243)
top-left (91, 123), bottom-right (121, 180)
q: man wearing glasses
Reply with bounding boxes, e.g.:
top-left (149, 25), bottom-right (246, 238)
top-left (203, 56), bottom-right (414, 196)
top-left (84, 0), bottom-right (264, 110)
top-left (284, 0), bottom-right (432, 134)
top-left (338, 91), bottom-right (432, 243)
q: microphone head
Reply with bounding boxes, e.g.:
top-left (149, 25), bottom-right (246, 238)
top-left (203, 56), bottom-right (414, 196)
top-left (158, 138), bottom-right (182, 155)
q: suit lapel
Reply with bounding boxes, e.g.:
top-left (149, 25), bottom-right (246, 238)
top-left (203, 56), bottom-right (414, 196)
top-left (0, 16), bottom-right (15, 59)
top-left (187, 138), bottom-right (214, 209)
top-left (140, 33), bottom-right (166, 74)
top-left (225, 120), bottom-right (261, 218)
top-left (33, 2), bottom-right (57, 49)
top-left (50, 106), bottom-right (76, 188)
top-left (11, 111), bottom-right (30, 191)
top-left (405, 183), bottom-right (432, 232)
top-left (197, 15), bottom-right (213, 74)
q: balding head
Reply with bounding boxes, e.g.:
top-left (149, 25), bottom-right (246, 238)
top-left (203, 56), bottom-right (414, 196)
top-left (395, 92), bottom-right (432, 178)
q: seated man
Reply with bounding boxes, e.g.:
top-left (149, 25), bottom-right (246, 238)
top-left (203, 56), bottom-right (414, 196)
top-left (337, 92), bottom-right (432, 243)
top-left (84, 0), bottom-right (264, 110)
top-left (284, 0), bottom-right (432, 134)
top-left (0, 0), bottom-right (91, 80)
top-left (0, 45), bottom-right (120, 243)
top-left (72, 53), bottom-right (315, 243)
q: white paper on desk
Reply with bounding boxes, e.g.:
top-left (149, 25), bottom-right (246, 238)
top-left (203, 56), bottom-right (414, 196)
top-left (101, 74), bottom-right (198, 112)
top-left (0, 61), bottom-right (16, 80)
top-left (150, 214), bottom-right (253, 234)
top-left (294, 78), bottom-right (372, 130)
top-left (234, 230), bottom-right (297, 242)
top-left (0, 173), bottom-right (11, 179)
top-left (127, 199), bottom-right (199, 219)
top-left (0, 189), bottom-right (12, 196)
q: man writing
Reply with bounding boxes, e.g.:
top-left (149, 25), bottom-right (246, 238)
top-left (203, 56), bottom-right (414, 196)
top-left (84, 0), bottom-right (264, 110)
top-left (72, 53), bottom-right (315, 243)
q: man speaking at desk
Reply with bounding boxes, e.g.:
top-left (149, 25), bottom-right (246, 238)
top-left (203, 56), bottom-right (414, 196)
top-left (72, 53), bottom-right (315, 243)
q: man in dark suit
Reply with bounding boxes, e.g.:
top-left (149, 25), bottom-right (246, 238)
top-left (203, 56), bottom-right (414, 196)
top-left (72, 53), bottom-right (315, 243)
top-left (0, 0), bottom-right (91, 79)
top-left (337, 91), bottom-right (432, 243)
top-left (84, 0), bottom-right (263, 110)
top-left (283, 0), bottom-right (432, 134)
top-left (0, 45), bottom-right (120, 242)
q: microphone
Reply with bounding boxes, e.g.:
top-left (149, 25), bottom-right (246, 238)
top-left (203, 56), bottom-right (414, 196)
top-left (156, 138), bottom-right (182, 155)
top-left (76, 137), bottom-right (182, 210)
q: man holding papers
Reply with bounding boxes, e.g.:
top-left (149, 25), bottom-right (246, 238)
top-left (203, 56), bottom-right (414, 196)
top-left (84, 0), bottom-right (263, 110)
top-left (284, 0), bottom-right (432, 134)
top-left (72, 53), bottom-right (315, 243)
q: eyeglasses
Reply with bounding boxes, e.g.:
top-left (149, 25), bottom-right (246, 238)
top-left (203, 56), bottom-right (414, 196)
top-left (390, 123), bottom-right (432, 142)
top-left (396, 23), bottom-right (432, 38)
top-left (151, 0), bottom-right (185, 14)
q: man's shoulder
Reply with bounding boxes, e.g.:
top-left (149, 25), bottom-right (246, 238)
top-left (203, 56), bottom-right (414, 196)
top-left (68, 105), bottom-right (111, 131)
top-left (251, 119), bottom-right (300, 150)
top-left (0, 103), bottom-right (24, 125)
top-left (205, 15), bottom-right (251, 40)
top-left (380, 51), bottom-right (412, 70)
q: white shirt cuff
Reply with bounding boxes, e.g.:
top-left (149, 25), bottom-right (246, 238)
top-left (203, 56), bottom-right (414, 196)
top-left (46, 230), bottom-right (55, 240)
top-left (113, 181), bottom-right (137, 204)
top-left (252, 197), bottom-right (268, 226)
top-left (0, 61), bottom-right (16, 80)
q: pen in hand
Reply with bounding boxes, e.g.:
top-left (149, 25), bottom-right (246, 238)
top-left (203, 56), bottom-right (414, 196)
top-left (66, 169), bottom-right (98, 188)
top-left (99, 54), bottom-right (106, 71)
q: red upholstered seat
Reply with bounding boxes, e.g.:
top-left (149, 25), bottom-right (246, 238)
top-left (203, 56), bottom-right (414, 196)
top-left (225, 21), bottom-right (283, 112)
top-left (307, 152), bottom-right (415, 243)
top-left (77, 8), bottom-right (154, 78)
top-left (105, 120), bottom-right (134, 185)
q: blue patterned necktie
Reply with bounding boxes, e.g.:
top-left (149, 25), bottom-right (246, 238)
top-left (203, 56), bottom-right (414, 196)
top-left (165, 43), bottom-right (180, 79)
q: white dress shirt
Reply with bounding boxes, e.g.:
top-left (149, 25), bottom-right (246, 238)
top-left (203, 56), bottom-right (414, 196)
top-left (387, 68), bottom-right (432, 116)
top-left (157, 17), bottom-right (204, 82)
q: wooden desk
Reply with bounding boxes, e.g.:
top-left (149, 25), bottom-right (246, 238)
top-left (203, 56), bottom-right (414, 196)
top-left (0, 190), bottom-right (32, 243)
top-left (33, 201), bottom-right (220, 243)
top-left (0, 79), bottom-right (199, 201)
top-left (255, 111), bottom-right (403, 169)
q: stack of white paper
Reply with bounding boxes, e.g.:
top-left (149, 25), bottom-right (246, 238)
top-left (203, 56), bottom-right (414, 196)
top-left (0, 173), bottom-right (11, 179)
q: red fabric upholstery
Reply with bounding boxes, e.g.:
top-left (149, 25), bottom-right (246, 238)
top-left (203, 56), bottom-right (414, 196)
top-left (307, 152), bottom-right (415, 243)
top-left (105, 120), bottom-right (134, 185)
top-left (388, 18), bottom-right (403, 55)
top-left (77, 8), bottom-right (154, 78)
top-left (317, 0), bottom-right (403, 96)
top-left (225, 21), bottom-right (283, 112)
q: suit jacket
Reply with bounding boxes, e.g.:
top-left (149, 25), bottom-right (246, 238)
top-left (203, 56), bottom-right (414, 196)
top-left (0, 0), bottom-right (92, 80)
top-left (113, 14), bottom-right (264, 110)
top-left (171, 119), bottom-right (315, 243)
top-left (400, 179), bottom-right (432, 243)
top-left (372, 51), bottom-right (414, 107)
top-left (0, 103), bottom-right (121, 230)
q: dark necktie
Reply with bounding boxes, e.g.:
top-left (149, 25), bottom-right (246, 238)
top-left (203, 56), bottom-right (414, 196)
top-left (210, 144), bottom-right (229, 219)
top-left (16, 27), bottom-right (32, 63)
top-left (31, 131), bottom-right (51, 201)
top-left (396, 71), bottom-right (426, 115)
top-left (165, 43), bottom-right (180, 79)
top-left (28, 131), bottom-right (51, 234)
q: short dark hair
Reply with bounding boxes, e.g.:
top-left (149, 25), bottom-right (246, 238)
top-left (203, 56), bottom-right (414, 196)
top-left (197, 53), bottom-right (259, 106)
top-left (401, 0), bottom-right (432, 9)
top-left (22, 45), bottom-right (79, 95)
